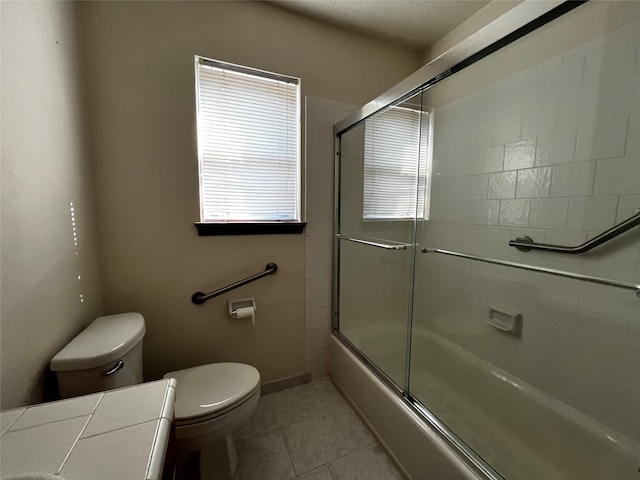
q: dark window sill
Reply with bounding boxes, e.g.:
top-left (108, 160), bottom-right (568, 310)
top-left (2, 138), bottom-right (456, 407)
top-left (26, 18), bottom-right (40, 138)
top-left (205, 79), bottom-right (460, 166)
top-left (195, 222), bottom-right (306, 236)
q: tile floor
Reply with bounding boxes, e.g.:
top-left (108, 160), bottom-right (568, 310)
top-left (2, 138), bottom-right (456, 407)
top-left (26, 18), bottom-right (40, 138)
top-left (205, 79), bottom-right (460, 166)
top-left (228, 377), bottom-right (406, 480)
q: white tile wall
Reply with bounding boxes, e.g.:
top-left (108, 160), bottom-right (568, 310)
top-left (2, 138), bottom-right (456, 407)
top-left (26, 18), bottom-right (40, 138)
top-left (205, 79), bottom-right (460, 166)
top-left (304, 97), bottom-right (358, 379)
top-left (420, 19), bottom-right (640, 441)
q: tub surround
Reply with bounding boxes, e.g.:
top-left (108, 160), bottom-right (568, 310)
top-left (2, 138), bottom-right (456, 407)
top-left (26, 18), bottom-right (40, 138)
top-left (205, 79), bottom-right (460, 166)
top-left (329, 335), bottom-right (480, 480)
top-left (0, 379), bottom-right (176, 480)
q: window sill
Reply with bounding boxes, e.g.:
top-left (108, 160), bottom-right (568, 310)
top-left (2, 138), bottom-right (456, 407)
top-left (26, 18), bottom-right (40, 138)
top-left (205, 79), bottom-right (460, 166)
top-left (195, 222), bottom-right (306, 236)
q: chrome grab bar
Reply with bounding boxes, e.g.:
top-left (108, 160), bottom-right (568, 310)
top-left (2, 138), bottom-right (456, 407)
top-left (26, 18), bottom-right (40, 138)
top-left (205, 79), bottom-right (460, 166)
top-left (192, 263), bottom-right (278, 305)
top-left (335, 234), bottom-right (410, 250)
top-left (421, 248), bottom-right (640, 297)
top-left (509, 210), bottom-right (640, 254)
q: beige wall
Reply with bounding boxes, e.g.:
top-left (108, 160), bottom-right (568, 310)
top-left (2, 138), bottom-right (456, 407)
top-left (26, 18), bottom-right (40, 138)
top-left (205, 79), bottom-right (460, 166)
top-left (1, 1), bottom-right (103, 409)
top-left (78, 1), bottom-right (419, 383)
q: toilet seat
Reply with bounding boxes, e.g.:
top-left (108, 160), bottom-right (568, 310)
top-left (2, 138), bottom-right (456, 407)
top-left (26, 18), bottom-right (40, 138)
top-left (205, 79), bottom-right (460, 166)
top-left (164, 363), bottom-right (261, 426)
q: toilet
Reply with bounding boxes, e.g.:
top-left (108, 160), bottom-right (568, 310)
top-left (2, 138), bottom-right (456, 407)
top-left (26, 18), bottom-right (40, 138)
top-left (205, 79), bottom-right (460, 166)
top-left (50, 312), bottom-right (261, 480)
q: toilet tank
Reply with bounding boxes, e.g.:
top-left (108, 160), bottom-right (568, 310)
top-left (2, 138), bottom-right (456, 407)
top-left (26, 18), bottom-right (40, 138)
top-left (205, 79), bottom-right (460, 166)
top-left (50, 312), bottom-right (146, 398)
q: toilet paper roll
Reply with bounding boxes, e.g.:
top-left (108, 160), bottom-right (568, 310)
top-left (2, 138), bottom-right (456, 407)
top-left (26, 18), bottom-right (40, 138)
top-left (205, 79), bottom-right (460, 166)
top-left (234, 306), bottom-right (255, 327)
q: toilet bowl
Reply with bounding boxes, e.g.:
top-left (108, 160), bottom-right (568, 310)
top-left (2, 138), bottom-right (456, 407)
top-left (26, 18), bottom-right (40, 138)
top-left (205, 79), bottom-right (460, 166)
top-left (164, 363), bottom-right (260, 480)
top-left (50, 313), bottom-right (260, 480)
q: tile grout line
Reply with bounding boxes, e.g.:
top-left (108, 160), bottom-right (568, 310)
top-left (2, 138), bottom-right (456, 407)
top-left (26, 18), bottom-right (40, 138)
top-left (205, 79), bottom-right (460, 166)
top-left (57, 393), bottom-right (104, 474)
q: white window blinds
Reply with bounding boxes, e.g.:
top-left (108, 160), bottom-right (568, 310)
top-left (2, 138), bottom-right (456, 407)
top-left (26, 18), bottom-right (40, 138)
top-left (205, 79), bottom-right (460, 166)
top-left (195, 56), bottom-right (300, 222)
top-left (363, 106), bottom-right (429, 219)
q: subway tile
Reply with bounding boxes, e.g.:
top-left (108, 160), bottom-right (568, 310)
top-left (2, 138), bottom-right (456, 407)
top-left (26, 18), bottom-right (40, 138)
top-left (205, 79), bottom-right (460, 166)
top-left (307, 264), bottom-right (333, 290)
top-left (594, 156), bottom-right (640, 195)
top-left (535, 130), bottom-right (577, 166)
top-left (305, 243), bottom-right (333, 267)
top-left (616, 195), bottom-right (640, 222)
top-left (558, 275), bottom-right (607, 304)
top-left (627, 114), bottom-right (640, 155)
top-left (461, 175), bottom-right (489, 200)
top-left (521, 317), bottom-right (554, 354)
top-left (575, 110), bottom-right (628, 161)
top-left (467, 118), bottom-right (492, 150)
top-left (550, 162), bottom-right (595, 197)
top-left (516, 167), bottom-right (552, 198)
top-left (550, 327), bottom-right (598, 370)
top-left (614, 384), bottom-right (640, 440)
top-left (305, 221), bottom-right (333, 245)
top-left (543, 229), bottom-right (588, 249)
top-left (538, 292), bottom-right (578, 330)
top-left (307, 199), bottom-right (334, 223)
top-left (529, 198), bottom-right (568, 229)
top-left (504, 283), bottom-right (541, 320)
top-left (627, 312), bottom-right (640, 352)
top-left (504, 139), bottom-right (536, 171)
top-left (556, 88), bottom-right (596, 135)
top-left (491, 110), bottom-right (521, 146)
top-left (307, 286), bottom-right (332, 309)
top-left (577, 301), bottom-right (629, 347)
top-left (471, 200), bottom-right (500, 226)
top-left (498, 199), bottom-right (530, 227)
top-left (307, 176), bottom-right (335, 201)
top-left (521, 103), bottom-right (557, 139)
top-left (488, 171), bottom-right (516, 199)
top-left (567, 196), bottom-right (618, 231)
top-left (477, 145), bottom-right (504, 173)
top-left (594, 341), bottom-right (640, 391)
top-left (583, 35), bottom-right (636, 88)
top-left (307, 132), bottom-right (336, 164)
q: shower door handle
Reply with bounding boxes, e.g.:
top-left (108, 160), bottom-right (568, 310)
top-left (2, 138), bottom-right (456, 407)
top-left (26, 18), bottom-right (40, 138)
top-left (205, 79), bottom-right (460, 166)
top-left (335, 234), bottom-right (410, 250)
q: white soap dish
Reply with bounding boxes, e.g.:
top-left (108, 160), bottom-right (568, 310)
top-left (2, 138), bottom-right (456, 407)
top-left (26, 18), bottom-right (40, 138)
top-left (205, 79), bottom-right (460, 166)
top-left (487, 305), bottom-right (522, 336)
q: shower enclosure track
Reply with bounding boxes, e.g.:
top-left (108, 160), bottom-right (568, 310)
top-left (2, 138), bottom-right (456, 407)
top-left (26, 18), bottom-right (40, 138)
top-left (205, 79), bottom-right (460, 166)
top-left (421, 248), bottom-right (640, 297)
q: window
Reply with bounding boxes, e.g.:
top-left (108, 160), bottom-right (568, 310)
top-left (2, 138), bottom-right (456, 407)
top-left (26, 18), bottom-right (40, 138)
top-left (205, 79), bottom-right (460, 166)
top-left (363, 104), bottom-right (431, 220)
top-left (194, 56), bottom-right (303, 235)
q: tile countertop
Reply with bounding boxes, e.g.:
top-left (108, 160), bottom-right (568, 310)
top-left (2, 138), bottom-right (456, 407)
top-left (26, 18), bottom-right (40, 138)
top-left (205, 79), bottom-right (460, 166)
top-left (0, 379), bottom-right (176, 480)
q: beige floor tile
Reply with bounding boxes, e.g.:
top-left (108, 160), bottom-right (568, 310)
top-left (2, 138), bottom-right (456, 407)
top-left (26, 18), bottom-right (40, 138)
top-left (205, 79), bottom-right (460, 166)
top-left (233, 429), bottom-right (295, 480)
top-left (284, 414), bottom-right (356, 475)
top-left (329, 444), bottom-right (405, 480)
top-left (297, 465), bottom-right (335, 480)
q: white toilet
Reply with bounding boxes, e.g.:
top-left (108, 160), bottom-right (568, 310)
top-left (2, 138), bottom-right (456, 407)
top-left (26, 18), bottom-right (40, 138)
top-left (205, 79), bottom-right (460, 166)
top-left (50, 312), bottom-right (261, 480)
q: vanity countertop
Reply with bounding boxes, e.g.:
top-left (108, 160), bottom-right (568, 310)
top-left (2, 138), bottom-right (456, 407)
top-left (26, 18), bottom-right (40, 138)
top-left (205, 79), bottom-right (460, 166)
top-left (0, 379), bottom-right (176, 480)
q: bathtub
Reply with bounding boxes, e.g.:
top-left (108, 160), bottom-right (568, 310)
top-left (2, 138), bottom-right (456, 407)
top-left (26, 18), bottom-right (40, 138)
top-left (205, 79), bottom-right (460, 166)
top-left (330, 324), bottom-right (639, 480)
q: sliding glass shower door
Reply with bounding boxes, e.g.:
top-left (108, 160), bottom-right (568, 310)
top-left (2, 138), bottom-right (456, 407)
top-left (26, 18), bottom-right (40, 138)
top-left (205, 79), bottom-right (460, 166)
top-left (335, 91), bottom-right (428, 388)
top-left (335, 2), bottom-right (640, 479)
top-left (409, 3), bottom-right (640, 477)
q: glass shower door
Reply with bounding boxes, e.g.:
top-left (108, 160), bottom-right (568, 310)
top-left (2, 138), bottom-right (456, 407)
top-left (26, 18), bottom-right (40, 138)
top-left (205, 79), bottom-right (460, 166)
top-left (335, 92), bottom-right (427, 387)
top-left (409, 2), bottom-right (640, 478)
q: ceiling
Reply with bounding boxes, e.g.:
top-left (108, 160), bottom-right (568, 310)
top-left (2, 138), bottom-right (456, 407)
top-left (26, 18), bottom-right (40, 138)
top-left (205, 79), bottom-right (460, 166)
top-left (268, 0), bottom-right (490, 52)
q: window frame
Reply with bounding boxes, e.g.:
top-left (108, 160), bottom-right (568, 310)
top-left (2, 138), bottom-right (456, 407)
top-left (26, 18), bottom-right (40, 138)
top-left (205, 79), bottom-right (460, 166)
top-left (193, 56), bottom-right (305, 236)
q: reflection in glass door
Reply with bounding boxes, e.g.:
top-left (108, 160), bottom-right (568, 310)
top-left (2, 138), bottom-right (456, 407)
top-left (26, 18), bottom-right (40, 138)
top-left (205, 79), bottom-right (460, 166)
top-left (336, 91), bottom-right (430, 388)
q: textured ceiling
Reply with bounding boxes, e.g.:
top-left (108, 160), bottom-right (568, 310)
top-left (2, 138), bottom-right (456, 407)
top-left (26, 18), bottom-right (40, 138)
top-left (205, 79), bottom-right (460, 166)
top-left (268, 0), bottom-right (490, 51)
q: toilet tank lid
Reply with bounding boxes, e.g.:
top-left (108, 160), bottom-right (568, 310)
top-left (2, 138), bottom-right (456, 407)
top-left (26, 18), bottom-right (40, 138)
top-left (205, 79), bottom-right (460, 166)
top-left (50, 313), bottom-right (146, 372)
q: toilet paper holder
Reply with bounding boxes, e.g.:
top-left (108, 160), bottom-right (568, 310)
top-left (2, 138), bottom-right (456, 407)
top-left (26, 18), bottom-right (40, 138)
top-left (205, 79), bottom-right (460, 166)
top-left (229, 298), bottom-right (256, 318)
